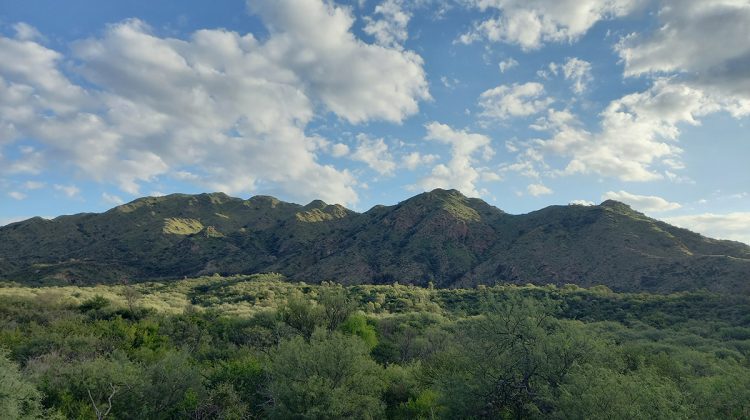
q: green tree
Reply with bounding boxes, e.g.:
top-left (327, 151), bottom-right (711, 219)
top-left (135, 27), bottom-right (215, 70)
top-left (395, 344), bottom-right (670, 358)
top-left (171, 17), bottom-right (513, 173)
top-left (25, 351), bottom-right (142, 419)
top-left (267, 330), bottom-right (385, 419)
top-left (121, 286), bottom-right (142, 316)
top-left (691, 369), bottom-right (750, 419)
top-left (278, 291), bottom-right (323, 339)
top-left (0, 348), bottom-right (44, 419)
top-left (207, 354), bottom-right (266, 415)
top-left (139, 350), bottom-right (206, 419)
top-left (318, 284), bottom-right (356, 331)
top-left (340, 312), bottom-right (378, 349)
top-left (556, 365), bottom-right (692, 419)
top-left (425, 297), bottom-right (589, 418)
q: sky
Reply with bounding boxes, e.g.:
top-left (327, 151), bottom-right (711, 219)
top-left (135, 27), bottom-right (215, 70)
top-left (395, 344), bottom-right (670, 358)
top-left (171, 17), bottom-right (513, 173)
top-left (0, 0), bottom-right (749, 244)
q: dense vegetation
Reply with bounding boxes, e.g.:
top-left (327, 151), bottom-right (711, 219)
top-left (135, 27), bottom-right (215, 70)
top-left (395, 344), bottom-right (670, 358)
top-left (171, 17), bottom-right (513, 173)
top-left (2, 189), bottom-right (749, 293)
top-left (1, 274), bottom-right (749, 419)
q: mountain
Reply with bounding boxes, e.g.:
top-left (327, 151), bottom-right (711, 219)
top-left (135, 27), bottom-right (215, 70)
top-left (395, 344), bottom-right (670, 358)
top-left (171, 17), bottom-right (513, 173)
top-left (1, 189), bottom-right (749, 293)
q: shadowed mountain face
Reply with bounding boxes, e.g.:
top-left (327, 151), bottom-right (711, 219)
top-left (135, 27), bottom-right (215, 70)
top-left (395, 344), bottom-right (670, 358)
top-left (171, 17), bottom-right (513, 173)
top-left (1, 189), bottom-right (749, 293)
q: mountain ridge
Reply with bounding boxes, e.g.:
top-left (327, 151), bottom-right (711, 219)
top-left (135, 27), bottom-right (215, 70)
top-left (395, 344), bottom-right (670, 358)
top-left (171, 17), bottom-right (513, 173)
top-left (1, 188), bottom-right (749, 293)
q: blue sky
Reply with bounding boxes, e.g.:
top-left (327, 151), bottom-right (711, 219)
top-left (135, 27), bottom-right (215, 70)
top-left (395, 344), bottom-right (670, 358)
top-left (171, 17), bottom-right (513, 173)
top-left (1, 0), bottom-right (749, 244)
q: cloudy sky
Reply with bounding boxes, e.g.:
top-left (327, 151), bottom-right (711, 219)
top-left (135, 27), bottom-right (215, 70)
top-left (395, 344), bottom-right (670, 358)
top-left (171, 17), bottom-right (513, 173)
top-left (0, 0), bottom-right (748, 244)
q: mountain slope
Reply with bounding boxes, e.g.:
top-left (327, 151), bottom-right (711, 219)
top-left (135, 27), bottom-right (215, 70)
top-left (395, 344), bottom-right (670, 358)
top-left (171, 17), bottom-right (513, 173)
top-left (1, 189), bottom-right (748, 293)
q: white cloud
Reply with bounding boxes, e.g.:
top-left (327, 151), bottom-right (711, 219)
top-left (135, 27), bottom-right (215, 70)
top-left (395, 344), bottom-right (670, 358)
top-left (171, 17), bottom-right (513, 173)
top-left (562, 81), bottom-right (716, 180)
top-left (363, 0), bottom-right (411, 48)
top-left (8, 191), bottom-right (26, 200)
top-left (507, 2), bottom-right (750, 186)
top-left (617, 0), bottom-right (750, 109)
top-left (401, 151), bottom-right (438, 170)
top-left (102, 192), bottom-right (124, 205)
top-left (481, 171), bottom-right (502, 182)
top-left (22, 180), bottom-right (45, 190)
top-left (527, 183), bottom-right (552, 196)
top-left (418, 122), bottom-right (493, 197)
top-left (0, 0), bottom-right (431, 206)
top-left (459, 0), bottom-right (643, 50)
top-left (498, 57), bottom-right (519, 73)
top-left (602, 190), bottom-right (681, 213)
top-left (516, 80), bottom-right (718, 182)
top-left (664, 212), bottom-right (750, 245)
top-left (0, 32), bottom-right (88, 121)
top-left (570, 199), bottom-right (594, 205)
top-left (249, 0), bottom-right (429, 124)
top-left (478, 82), bottom-right (554, 120)
top-left (54, 184), bottom-right (81, 198)
top-left (331, 143), bottom-right (350, 157)
top-left (440, 76), bottom-right (460, 89)
top-left (544, 57), bottom-right (592, 93)
top-left (350, 134), bottom-right (396, 175)
top-left (560, 57), bottom-right (592, 94)
top-left (12, 23), bottom-right (45, 42)
top-left (500, 158), bottom-right (541, 179)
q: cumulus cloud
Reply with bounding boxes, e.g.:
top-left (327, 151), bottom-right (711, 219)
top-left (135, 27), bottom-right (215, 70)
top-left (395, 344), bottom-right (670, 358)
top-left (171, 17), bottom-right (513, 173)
top-left (102, 192), bottom-right (124, 205)
top-left (363, 0), bottom-right (411, 48)
top-left (22, 181), bottom-right (45, 190)
top-left (249, 0), bottom-right (429, 124)
top-left (12, 23), bottom-right (45, 42)
top-left (560, 57), bottom-right (592, 94)
top-left (664, 212), bottom-right (750, 245)
top-left (401, 151), bottom-right (439, 170)
top-left (602, 190), bottom-right (681, 212)
top-left (513, 80), bottom-right (717, 182)
top-left (502, 1), bottom-right (750, 188)
top-left (0, 0), bottom-right (431, 205)
top-left (0, 34), bottom-right (88, 120)
top-left (562, 81), bottom-right (718, 180)
top-left (418, 122), bottom-right (493, 197)
top-left (54, 184), bottom-right (81, 198)
top-left (331, 143), bottom-right (350, 157)
top-left (350, 134), bottom-right (396, 175)
top-left (527, 183), bottom-right (552, 196)
top-left (8, 191), bottom-right (26, 200)
top-left (570, 199), bottom-right (594, 206)
top-left (459, 0), bottom-right (642, 50)
top-left (498, 57), bottom-right (518, 73)
top-left (617, 0), bottom-right (750, 107)
top-left (479, 82), bottom-right (554, 120)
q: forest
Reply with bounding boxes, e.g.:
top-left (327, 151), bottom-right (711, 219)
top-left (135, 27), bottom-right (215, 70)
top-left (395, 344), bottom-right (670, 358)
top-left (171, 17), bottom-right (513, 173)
top-left (1, 273), bottom-right (749, 419)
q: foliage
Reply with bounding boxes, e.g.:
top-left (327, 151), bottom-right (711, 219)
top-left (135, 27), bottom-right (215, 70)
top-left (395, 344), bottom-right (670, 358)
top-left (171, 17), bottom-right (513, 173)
top-left (0, 348), bottom-right (45, 419)
top-left (425, 297), bottom-right (590, 418)
top-left (267, 330), bottom-right (385, 418)
top-left (0, 275), bottom-right (749, 418)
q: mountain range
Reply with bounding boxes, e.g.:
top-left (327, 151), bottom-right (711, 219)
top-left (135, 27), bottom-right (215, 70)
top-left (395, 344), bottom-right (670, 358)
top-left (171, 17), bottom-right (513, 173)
top-left (1, 188), bottom-right (749, 293)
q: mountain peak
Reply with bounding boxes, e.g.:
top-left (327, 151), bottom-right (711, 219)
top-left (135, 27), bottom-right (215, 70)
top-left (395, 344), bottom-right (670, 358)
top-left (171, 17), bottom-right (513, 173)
top-left (199, 192), bottom-right (233, 204)
top-left (599, 199), bottom-right (643, 216)
top-left (246, 195), bottom-right (284, 207)
top-left (600, 199), bottom-right (630, 208)
top-left (112, 193), bottom-right (186, 213)
top-left (303, 199), bottom-right (328, 210)
top-left (395, 188), bottom-right (486, 222)
top-left (427, 188), bottom-right (465, 198)
top-left (402, 188), bottom-right (467, 204)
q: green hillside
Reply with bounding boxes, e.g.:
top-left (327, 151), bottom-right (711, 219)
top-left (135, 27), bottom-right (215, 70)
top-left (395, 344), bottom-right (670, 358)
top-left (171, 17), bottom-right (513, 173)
top-left (1, 189), bottom-right (748, 293)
